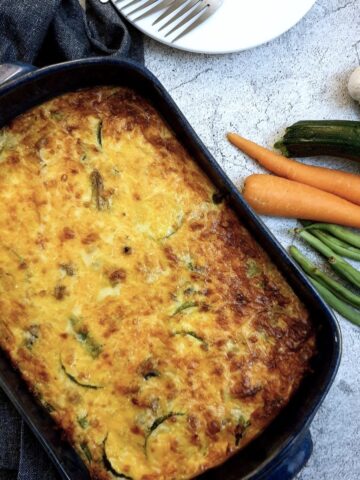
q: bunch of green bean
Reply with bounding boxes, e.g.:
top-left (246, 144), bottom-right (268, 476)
top-left (290, 222), bottom-right (360, 327)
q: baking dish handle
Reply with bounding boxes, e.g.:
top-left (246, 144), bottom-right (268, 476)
top-left (0, 63), bottom-right (36, 86)
top-left (265, 430), bottom-right (313, 480)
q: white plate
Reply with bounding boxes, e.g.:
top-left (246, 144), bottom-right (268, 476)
top-left (113, 0), bottom-right (317, 54)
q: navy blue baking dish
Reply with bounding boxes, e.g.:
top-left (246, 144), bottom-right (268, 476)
top-left (0, 58), bottom-right (341, 480)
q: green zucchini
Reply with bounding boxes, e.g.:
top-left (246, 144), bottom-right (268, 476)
top-left (187, 262), bottom-right (205, 274)
top-left (144, 413), bottom-right (184, 453)
top-left (173, 331), bottom-right (208, 350)
top-left (171, 301), bottom-right (197, 316)
top-left (41, 399), bottom-right (55, 413)
top-left (96, 120), bottom-right (103, 148)
top-left (143, 370), bottom-right (160, 380)
top-left (103, 455), bottom-right (133, 479)
top-left (50, 111), bottom-right (64, 121)
top-left (245, 259), bottom-right (261, 278)
top-left (60, 358), bottom-right (103, 389)
top-left (70, 315), bottom-right (103, 359)
top-left (139, 358), bottom-right (160, 380)
top-left (234, 415), bottom-right (250, 446)
top-left (6, 247), bottom-right (26, 268)
top-left (103, 437), bottom-right (133, 479)
top-left (275, 120), bottom-right (360, 160)
top-left (157, 215), bottom-right (184, 241)
top-left (77, 415), bottom-right (89, 429)
top-left (80, 442), bottom-right (93, 463)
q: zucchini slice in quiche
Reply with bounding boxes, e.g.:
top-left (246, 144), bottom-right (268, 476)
top-left (60, 352), bottom-right (104, 389)
top-left (135, 195), bottom-right (184, 241)
top-left (144, 413), bottom-right (184, 453)
top-left (173, 330), bottom-right (208, 350)
top-left (104, 431), bottom-right (147, 480)
top-left (144, 413), bottom-right (207, 469)
top-left (69, 316), bottom-right (103, 359)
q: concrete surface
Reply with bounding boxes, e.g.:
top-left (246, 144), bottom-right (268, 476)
top-left (144, 0), bottom-right (360, 478)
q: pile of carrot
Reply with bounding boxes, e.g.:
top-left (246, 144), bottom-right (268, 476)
top-left (227, 132), bottom-right (360, 229)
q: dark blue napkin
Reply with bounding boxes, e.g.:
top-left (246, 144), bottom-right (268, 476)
top-left (0, 1), bottom-right (143, 478)
top-left (0, 0), bottom-right (144, 65)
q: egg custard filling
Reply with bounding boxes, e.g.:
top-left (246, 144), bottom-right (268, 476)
top-left (0, 87), bottom-right (315, 480)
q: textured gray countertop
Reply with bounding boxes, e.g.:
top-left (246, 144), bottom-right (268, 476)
top-left (143, 0), bottom-right (360, 478)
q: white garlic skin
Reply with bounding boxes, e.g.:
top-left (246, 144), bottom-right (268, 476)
top-left (348, 66), bottom-right (360, 102)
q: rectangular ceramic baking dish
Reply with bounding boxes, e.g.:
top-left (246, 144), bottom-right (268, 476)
top-left (0, 58), bottom-right (341, 480)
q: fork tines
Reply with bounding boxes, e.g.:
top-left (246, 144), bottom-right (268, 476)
top-left (114, 0), bottom-right (173, 17)
top-left (113, 0), bottom-right (223, 43)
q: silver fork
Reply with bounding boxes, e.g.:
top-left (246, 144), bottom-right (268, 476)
top-left (110, 0), bottom-right (224, 42)
top-left (114, 0), bottom-right (174, 18)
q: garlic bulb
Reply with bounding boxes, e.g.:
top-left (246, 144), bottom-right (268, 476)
top-left (348, 66), bottom-right (360, 102)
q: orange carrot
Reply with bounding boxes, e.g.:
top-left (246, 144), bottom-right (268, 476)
top-left (243, 174), bottom-right (360, 228)
top-left (228, 132), bottom-right (360, 206)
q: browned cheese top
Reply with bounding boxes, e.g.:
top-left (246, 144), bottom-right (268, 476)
top-left (0, 87), bottom-right (316, 480)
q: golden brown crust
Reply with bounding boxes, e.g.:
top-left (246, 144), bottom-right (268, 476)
top-left (0, 87), bottom-right (315, 480)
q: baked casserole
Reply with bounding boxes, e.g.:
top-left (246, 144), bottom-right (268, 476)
top-left (0, 87), bottom-right (315, 480)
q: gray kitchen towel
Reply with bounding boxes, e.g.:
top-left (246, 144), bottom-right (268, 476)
top-left (0, 1), bottom-right (143, 478)
top-left (0, 0), bottom-right (144, 65)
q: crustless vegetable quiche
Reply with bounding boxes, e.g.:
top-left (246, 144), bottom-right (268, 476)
top-left (0, 87), bottom-right (316, 480)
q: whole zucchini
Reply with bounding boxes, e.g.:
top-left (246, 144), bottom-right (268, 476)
top-left (275, 120), bottom-right (360, 160)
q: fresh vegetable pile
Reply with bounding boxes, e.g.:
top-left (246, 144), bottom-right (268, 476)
top-left (227, 131), bottom-right (360, 228)
top-left (227, 77), bottom-right (360, 325)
